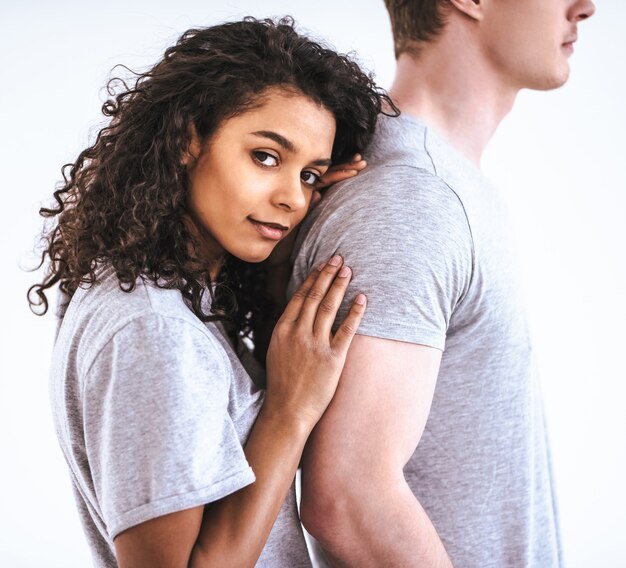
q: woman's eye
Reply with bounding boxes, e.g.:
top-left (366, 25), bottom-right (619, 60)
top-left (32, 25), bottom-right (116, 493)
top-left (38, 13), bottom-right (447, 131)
top-left (301, 171), bottom-right (321, 187)
top-left (253, 151), bottom-right (279, 167)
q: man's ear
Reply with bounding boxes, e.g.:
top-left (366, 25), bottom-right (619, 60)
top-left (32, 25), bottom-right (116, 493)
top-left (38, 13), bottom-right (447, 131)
top-left (181, 123), bottom-right (202, 166)
top-left (448, 0), bottom-right (484, 22)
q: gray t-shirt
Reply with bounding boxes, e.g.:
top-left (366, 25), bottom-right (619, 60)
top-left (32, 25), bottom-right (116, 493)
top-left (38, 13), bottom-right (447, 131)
top-left (50, 266), bottom-right (311, 567)
top-left (289, 114), bottom-right (561, 567)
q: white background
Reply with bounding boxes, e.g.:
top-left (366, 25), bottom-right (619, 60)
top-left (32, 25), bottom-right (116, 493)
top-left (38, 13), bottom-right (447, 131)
top-left (1, 1), bottom-right (624, 566)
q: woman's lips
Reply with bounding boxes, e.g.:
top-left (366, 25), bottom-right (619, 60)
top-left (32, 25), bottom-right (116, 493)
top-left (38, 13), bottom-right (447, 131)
top-left (248, 217), bottom-right (288, 241)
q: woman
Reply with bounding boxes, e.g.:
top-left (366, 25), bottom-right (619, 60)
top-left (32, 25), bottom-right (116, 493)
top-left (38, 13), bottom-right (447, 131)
top-left (29, 17), bottom-right (392, 568)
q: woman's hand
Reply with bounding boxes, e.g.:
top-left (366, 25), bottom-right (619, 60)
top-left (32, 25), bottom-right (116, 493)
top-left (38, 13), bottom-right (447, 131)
top-left (265, 255), bottom-right (366, 428)
top-left (316, 153), bottom-right (367, 192)
top-left (118, 256), bottom-right (365, 568)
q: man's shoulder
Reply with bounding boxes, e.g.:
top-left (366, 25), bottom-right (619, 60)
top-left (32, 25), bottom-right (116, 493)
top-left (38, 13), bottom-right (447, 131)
top-left (333, 162), bottom-right (447, 195)
top-left (310, 162), bottom-right (466, 232)
top-left (289, 162), bottom-right (474, 289)
top-left (364, 114), bottom-right (489, 200)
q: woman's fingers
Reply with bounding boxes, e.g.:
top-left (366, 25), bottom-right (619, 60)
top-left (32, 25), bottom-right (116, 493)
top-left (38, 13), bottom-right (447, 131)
top-left (296, 255), bottom-right (345, 326)
top-left (279, 253), bottom-right (366, 355)
top-left (317, 168), bottom-right (358, 189)
top-left (278, 262), bottom-right (325, 323)
top-left (317, 155), bottom-right (367, 189)
top-left (311, 264), bottom-right (353, 338)
top-left (330, 293), bottom-right (367, 354)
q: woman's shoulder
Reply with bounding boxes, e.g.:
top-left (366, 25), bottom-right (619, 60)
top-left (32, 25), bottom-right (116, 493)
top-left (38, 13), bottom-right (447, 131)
top-left (57, 267), bottom-right (228, 377)
top-left (71, 267), bottom-right (201, 327)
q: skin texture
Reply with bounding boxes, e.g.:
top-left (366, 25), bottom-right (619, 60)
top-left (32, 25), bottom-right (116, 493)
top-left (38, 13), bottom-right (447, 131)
top-left (114, 89), bottom-right (368, 567)
top-left (115, 256), bottom-right (367, 568)
top-left (474, 0), bottom-right (596, 91)
top-left (300, 1), bottom-right (595, 566)
top-left (388, 0), bottom-right (596, 165)
top-left (185, 88), bottom-right (336, 265)
top-left (300, 337), bottom-right (449, 567)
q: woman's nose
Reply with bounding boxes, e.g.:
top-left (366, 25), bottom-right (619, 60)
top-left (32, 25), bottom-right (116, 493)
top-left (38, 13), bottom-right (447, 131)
top-left (273, 176), bottom-right (308, 212)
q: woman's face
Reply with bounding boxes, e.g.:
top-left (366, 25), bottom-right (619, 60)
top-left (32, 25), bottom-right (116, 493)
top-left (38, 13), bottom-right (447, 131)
top-left (186, 88), bottom-right (336, 264)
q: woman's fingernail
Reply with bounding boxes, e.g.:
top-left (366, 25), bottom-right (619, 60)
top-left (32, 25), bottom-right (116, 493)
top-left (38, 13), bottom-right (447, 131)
top-left (355, 293), bottom-right (366, 305)
top-left (328, 255), bottom-right (342, 266)
top-left (339, 265), bottom-right (351, 277)
top-left (316, 262), bottom-right (326, 271)
top-left (353, 153), bottom-right (362, 162)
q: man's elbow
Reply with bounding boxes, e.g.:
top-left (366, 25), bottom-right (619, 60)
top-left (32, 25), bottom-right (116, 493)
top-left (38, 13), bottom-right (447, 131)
top-left (300, 471), bottom-right (364, 550)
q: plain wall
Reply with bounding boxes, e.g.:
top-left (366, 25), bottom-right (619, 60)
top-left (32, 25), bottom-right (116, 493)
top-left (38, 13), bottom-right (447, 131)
top-left (1, 1), bottom-right (624, 565)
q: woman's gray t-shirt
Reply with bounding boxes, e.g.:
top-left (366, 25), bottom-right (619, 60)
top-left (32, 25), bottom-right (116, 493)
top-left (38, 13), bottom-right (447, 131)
top-left (50, 267), bottom-right (311, 567)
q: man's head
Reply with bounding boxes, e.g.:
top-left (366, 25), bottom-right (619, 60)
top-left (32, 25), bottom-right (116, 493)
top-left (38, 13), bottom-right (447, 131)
top-left (384, 0), bottom-right (451, 58)
top-left (384, 0), bottom-right (596, 90)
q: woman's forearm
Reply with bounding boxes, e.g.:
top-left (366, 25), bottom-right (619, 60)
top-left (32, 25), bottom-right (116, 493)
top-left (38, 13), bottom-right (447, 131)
top-left (191, 256), bottom-right (364, 567)
top-left (189, 404), bottom-right (312, 568)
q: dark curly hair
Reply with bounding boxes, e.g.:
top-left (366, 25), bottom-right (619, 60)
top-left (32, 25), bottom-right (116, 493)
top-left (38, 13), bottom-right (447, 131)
top-left (29, 16), bottom-right (395, 337)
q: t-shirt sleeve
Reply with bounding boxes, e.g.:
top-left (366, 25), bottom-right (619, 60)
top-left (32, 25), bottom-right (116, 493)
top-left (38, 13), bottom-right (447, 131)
top-left (82, 313), bottom-right (255, 540)
top-left (288, 166), bottom-right (473, 350)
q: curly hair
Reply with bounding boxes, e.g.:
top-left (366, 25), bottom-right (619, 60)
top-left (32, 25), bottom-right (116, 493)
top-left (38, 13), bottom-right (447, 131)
top-left (29, 16), bottom-right (395, 337)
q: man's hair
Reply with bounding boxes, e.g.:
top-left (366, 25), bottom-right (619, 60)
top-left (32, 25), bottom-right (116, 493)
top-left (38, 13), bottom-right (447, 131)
top-left (384, 0), bottom-right (451, 58)
top-left (29, 17), bottom-right (392, 336)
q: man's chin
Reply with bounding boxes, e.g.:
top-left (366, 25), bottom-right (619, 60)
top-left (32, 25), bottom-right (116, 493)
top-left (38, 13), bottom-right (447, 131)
top-left (530, 67), bottom-right (571, 91)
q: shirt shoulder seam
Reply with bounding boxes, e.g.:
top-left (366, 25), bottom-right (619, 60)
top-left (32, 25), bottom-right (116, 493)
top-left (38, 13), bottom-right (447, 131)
top-left (81, 309), bottom-right (231, 395)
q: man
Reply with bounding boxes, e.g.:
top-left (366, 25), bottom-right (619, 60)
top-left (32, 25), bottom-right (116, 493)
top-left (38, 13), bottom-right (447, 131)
top-left (288, 1), bottom-right (596, 566)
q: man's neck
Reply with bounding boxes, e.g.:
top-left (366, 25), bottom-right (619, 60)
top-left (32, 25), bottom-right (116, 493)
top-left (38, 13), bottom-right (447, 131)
top-left (388, 31), bottom-right (519, 167)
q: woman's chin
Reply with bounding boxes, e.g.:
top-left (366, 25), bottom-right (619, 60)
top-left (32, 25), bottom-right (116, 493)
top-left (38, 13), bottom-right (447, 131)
top-left (229, 247), bottom-right (274, 264)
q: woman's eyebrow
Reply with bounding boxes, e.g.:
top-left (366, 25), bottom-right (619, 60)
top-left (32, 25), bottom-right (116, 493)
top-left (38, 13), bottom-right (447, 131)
top-left (253, 130), bottom-right (296, 152)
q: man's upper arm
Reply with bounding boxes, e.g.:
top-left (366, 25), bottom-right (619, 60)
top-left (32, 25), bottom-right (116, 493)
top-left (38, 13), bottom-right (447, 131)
top-left (301, 334), bottom-right (442, 493)
top-left (294, 166), bottom-right (472, 501)
top-left (290, 166), bottom-right (473, 350)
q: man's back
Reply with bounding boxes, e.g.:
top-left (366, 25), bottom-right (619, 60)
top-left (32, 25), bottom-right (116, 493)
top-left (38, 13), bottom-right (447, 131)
top-left (289, 114), bottom-right (561, 566)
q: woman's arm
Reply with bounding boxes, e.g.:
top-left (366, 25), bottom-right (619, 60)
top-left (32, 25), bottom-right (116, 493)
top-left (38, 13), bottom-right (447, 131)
top-left (114, 256), bottom-right (366, 568)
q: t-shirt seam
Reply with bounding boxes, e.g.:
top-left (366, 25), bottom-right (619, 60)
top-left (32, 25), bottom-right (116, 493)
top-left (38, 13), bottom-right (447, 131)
top-left (423, 126), bottom-right (476, 307)
top-left (107, 465), bottom-right (255, 540)
top-left (346, 161), bottom-right (478, 310)
top-left (353, 324), bottom-right (445, 350)
top-left (380, 146), bottom-right (477, 310)
top-left (423, 126), bottom-right (439, 177)
top-left (81, 310), bottom-right (231, 401)
top-left (293, 161), bottom-right (476, 326)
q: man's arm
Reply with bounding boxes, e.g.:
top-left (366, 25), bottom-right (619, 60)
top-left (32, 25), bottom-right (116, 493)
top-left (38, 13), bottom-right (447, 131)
top-left (299, 334), bottom-right (453, 567)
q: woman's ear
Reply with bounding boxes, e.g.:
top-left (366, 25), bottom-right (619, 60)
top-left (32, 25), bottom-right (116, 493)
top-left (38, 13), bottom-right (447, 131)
top-left (181, 123), bottom-right (202, 166)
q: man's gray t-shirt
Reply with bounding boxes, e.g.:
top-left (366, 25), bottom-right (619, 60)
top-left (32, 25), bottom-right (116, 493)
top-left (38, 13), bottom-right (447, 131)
top-left (289, 114), bottom-right (561, 567)
top-left (50, 267), bottom-right (311, 567)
